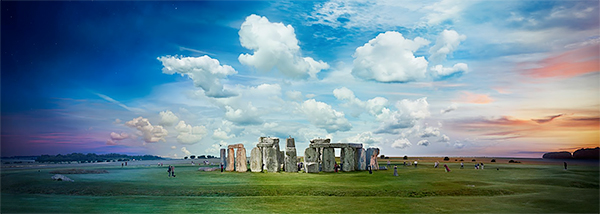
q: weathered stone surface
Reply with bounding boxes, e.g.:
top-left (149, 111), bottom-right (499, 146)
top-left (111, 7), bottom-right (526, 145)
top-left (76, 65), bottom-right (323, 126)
top-left (226, 148), bottom-right (235, 171)
top-left (305, 162), bottom-right (319, 173)
top-left (278, 151), bottom-right (285, 171)
top-left (322, 147), bottom-right (335, 172)
top-left (369, 148), bottom-right (380, 170)
top-left (304, 147), bottom-right (318, 162)
top-left (236, 147), bottom-right (247, 172)
top-left (265, 147), bottom-right (279, 172)
top-left (220, 149), bottom-right (227, 167)
top-left (228, 143), bottom-right (244, 149)
top-left (285, 148), bottom-right (298, 172)
top-left (52, 174), bottom-right (74, 182)
top-left (341, 147), bottom-right (356, 171)
top-left (250, 147), bottom-right (262, 172)
top-left (286, 138), bottom-right (295, 148)
top-left (357, 148), bottom-right (366, 171)
top-left (310, 138), bottom-right (330, 144)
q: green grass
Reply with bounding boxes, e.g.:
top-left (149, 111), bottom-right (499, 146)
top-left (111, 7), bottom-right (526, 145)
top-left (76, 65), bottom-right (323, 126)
top-left (2, 162), bottom-right (598, 213)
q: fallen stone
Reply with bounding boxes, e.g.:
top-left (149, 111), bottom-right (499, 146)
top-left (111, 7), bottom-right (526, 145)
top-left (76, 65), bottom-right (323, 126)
top-left (250, 147), bottom-right (263, 172)
top-left (51, 174), bottom-right (74, 182)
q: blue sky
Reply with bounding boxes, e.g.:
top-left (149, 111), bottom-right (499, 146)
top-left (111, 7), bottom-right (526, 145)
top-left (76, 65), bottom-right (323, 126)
top-left (2, 0), bottom-right (599, 158)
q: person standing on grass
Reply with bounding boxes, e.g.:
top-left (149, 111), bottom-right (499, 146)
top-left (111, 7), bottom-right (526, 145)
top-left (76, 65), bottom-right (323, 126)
top-left (444, 164), bottom-right (451, 172)
top-left (564, 162), bottom-right (567, 170)
top-left (480, 163), bottom-right (484, 170)
top-left (414, 160), bottom-right (418, 168)
top-left (393, 166), bottom-right (398, 176)
top-left (171, 165), bottom-right (175, 177)
top-left (387, 160), bottom-right (391, 168)
top-left (460, 162), bottom-right (464, 169)
top-left (167, 165), bottom-right (172, 177)
top-left (368, 166), bottom-right (372, 174)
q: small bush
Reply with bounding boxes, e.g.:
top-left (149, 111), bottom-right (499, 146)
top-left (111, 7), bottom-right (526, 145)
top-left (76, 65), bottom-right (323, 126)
top-left (491, 159), bottom-right (496, 162)
top-left (443, 157), bottom-right (450, 161)
top-left (471, 159), bottom-right (476, 162)
top-left (380, 155), bottom-right (386, 158)
top-left (403, 156), bottom-right (408, 160)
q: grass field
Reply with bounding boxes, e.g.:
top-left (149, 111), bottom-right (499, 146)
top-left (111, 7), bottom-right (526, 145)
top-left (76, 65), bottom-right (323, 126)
top-left (1, 158), bottom-right (598, 213)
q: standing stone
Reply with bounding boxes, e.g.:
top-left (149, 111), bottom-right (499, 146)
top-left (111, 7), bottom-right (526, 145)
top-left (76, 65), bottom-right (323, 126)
top-left (305, 162), bottom-right (319, 173)
top-left (236, 147), bottom-right (247, 172)
top-left (321, 147), bottom-right (335, 172)
top-left (304, 147), bottom-right (319, 173)
top-left (220, 149), bottom-right (227, 167)
top-left (304, 147), bottom-right (318, 162)
top-left (341, 147), bottom-right (356, 172)
top-left (265, 147), bottom-right (279, 172)
top-left (286, 138), bottom-right (295, 148)
top-left (366, 148), bottom-right (373, 169)
top-left (250, 147), bottom-right (262, 172)
top-left (357, 148), bottom-right (366, 171)
top-left (285, 148), bottom-right (298, 172)
top-left (226, 148), bottom-right (235, 171)
top-left (370, 148), bottom-right (380, 170)
top-left (278, 151), bottom-right (285, 171)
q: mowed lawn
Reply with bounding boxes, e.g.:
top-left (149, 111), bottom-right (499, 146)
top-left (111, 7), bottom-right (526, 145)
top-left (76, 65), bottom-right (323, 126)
top-left (1, 159), bottom-right (598, 213)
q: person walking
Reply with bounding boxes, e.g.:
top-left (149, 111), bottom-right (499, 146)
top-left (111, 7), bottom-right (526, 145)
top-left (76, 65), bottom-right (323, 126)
top-left (167, 165), bottom-right (172, 177)
top-left (414, 160), bottom-right (418, 168)
top-left (171, 165), bottom-right (175, 177)
top-left (460, 162), bottom-right (464, 169)
top-left (393, 166), bottom-right (398, 176)
top-left (368, 166), bottom-right (373, 174)
top-left (564, 162), bottom-right (568, 170)
top-left (444, 164), bottom-right (451, 172)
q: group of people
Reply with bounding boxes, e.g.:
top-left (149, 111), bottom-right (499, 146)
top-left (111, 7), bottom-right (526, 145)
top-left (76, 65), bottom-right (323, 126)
top-left (475, 162), bottom-right (484, 169)
top-left (167, 165), bottom-right (176, 177)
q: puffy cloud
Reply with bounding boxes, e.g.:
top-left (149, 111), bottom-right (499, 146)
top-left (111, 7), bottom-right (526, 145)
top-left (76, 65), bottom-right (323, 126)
top-left (438, 134), bottom-right (450, 143)
top-left (113, 119), bottom-right (122, 124)
top-left (340, 131), bottom-right (382, 146)
top-left (158, 55), bottom-right (237, 98)
top-left (205, 141), bottom-right (227, 154)
top-left (441, 103), bottom-right (458, 114)
top-left (417, 139), bottom-right (430, 146)
top-left (299, 99), bottom-right (352, 133)
top-left (430, 63), bottom-right (468, 77)
top-left (174, 121), bottom-right (207, 144)
top-left (171, 146), bottom-right (176, 149)
top-left (286, 90), bottom-right (304, 102)
top-left (159, 110), bottom-right (179, 126)
top-left (181, 147), bottom-right (192, 156)
top-left (125, 117), bottom-right (168, 143)
top-left (224, 104), bottom-right (263, 125)
top-left (420, 126), bottom-right (440, 138)
top-left (422, 0), bottom-right (471, 25)
top-left (212, 128), bottom-right (234, 140)
top-left (106, 139), bottom-right (117, 145)
top-left (110, 132), bottom-right (129, 140)
top-left (238, 14), bottom-right (329, 79)
top-left (352, 31), bottom-right (430, 82)
top-left (453, 142), bottom-right (465, 149)
top-left (333, 87), bottom-right (389, 116)
top-left (392, 138), bottom-right (412, 149)
top-left (429, 30), bottom-right (467, 65)
top-left (376, 97), bottom-right (430, 134)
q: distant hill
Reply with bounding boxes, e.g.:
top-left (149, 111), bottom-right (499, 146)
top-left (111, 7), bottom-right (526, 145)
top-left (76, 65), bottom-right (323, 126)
top-left (542, 147), bottom-right (599, 160)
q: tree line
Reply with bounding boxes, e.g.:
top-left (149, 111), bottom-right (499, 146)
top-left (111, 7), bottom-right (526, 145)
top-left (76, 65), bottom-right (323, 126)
top-left (36, 153), bottom-right (164, 163)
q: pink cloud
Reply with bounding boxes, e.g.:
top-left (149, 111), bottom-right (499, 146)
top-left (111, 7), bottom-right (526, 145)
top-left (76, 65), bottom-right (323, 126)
top-left (522, 45), bottom-right (600, 78)
top-left (458, 91), bottom-right (493, 104)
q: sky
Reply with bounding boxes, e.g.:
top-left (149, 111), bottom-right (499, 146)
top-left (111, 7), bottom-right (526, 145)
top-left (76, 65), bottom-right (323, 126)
top-left (1, 0), bottom-right (599, 158)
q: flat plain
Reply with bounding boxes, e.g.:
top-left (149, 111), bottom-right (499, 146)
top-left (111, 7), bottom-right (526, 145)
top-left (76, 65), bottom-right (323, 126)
top-left (1, 157), bottom-right (598, 213)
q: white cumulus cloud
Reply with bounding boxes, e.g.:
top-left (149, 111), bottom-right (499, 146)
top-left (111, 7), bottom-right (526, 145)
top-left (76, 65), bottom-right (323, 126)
top-left (430, 63), bottom-right (468, 77)
top-left (376, 97), bottom-right (430, 134)
top-left (181, 147), bottom-right (192, 156)
top-left (417, 139), bottom-right (430, 146)
top-left (299, 99), bottom-right (352, 133)
top-left (238, 14), bottom-right (329, 79)
top-left (224, 104), bottom-right (263, 125)
top-left (392, 138), bottom-right (412, 149)
top-left (158, 55), bottom-right (237, 98)
top-left (440, 103), bottom-right (458, 114)
top-left (174, 121), bottom-right (207, 144)
top-left (352, 31), bottom-right (430, 82)
top-left (212, 128), bottom-right (234, 140)
top-left (420, 126), bottom-right (440, 138)
top-left (159, 110), bottom-right (179, 126)
top-left (333, 87), bottom-right (388, 116)
top-left (125, 117), bottom-right (168, 143)
top-left (340, 131), bottom-right (382, 146)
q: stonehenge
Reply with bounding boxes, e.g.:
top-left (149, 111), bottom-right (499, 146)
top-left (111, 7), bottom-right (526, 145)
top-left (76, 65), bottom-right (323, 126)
top-left (226, 144), bottom-right (247, 172)
top-left (224, 136), bottom-right (380, 174)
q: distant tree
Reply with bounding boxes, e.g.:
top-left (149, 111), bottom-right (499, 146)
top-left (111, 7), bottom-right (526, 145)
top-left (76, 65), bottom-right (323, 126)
top-left (471, 159), bottom-right (476, 162)
top-left (455, 159), bottom-right (458, 161)
top-left (199, 155), bottom-right (207, 159)
top-left (380, 155), bottom-right (385, 158)
top-left (443, 157), bottom-right (450, 161)
top-left (190, 155), bottom-right (196, 159)
top-left (491, 159), bottom-right (496, 162)
top-left (403, 155), bottom-right (408, 160)
top-left (207, 155), bottom-right (214, 158)
top-left (184, 157), bottom-right (188, 159)
top-left (460, 159), bottom-right (464, 161)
